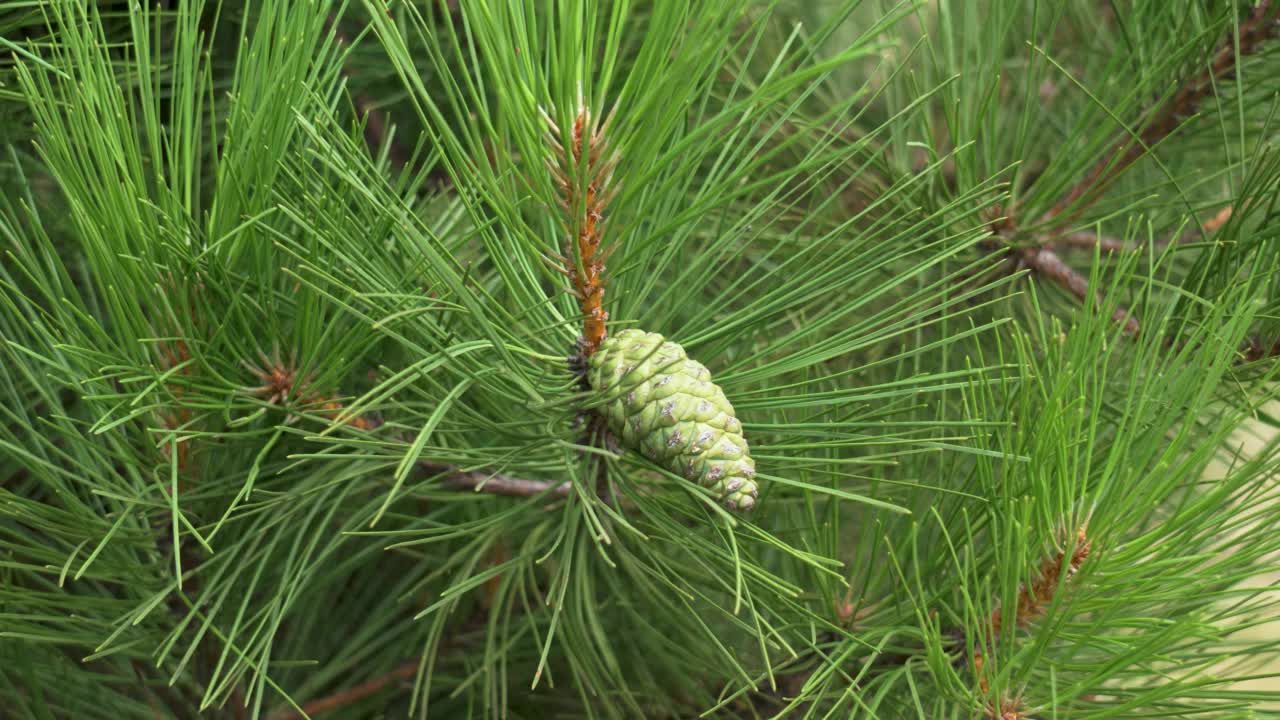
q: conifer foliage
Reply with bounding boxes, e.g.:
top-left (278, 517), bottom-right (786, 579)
top-left (1, 1), bottom-right (1279, 718)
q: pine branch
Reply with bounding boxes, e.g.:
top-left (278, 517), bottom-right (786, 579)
top-left (268, 608), bottom-right (488, 719)
top-left (418, 461), bottom-right (572, 498)
top-left (240, 348), bottom-right (568, 501)
top-left (999, 2), bottom-right (1278, 336)
top-left (1058, 232), bottom-right (1133, 254)
top-left (1014, 200), bottom-right (1240, 339)
top-left (1045, 2), bottom-right (1278, 223)
top-left (545, 103), bottom-right (619, 358)
top-left (269, 661), bottom-right (418, 719)
top-left (994, 2), bottom-right (1275, 335)
top-left (7, 3), bottom-right (1280, 717)
top-left (983, 209), bottom-right (1143, 336)
top-left (1016, 245), bottom-right (1141, 336)
top-left (1059, 204), bottom-right (1236, 254)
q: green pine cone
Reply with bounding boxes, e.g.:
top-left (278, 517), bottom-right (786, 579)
top-left (586, 329), bottom-right (758, 510)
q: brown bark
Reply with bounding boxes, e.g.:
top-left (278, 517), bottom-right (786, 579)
top-left (1046, 2), bottom-right (1278, 222)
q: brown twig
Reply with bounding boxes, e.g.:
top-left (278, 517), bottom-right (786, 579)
top-left (1016, 246), bottom-right (1141, 336)
top-left (545, 102), bottom-right (619, 358)
top-left (1012, 2), bottom-right (1277, 334)
top-left (270, 606), bottom-right (491, 719)
top-left (271, 660), bottom-right (419, 719)
top-left (1059, 203), bottom-right (1236, 254)
top-left (418, 461), bottom-right (572, 499)
top-left (1046, 2), bottom-right (1278, 223)
top-left (1058, 232), bottom-right (1133, 254)
top-left (1019, 200), bottom-right (1238, 337)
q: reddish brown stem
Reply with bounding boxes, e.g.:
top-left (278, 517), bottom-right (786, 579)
top-left (1061, 203), bottom-right (1235, 252)
top-left (549, 106), bottom-right (615, 357)
top-left (1047, 2), bottom-right (1277, 222)
top-left (1059, 232), bottom-right (1132, 254)
top-left (271, 661), bottom-right (419, 719)
top-left (1017, 246), bottom-right (1141, 336)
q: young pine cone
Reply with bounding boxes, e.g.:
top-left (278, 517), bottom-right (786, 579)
top-left (586, 329), bottom-right (758, 510)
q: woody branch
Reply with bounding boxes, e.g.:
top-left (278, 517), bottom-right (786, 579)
top-left (1001, 4), bottom-right (1276, 335)
top-left (1046, 1), bottom-right (1277, 223)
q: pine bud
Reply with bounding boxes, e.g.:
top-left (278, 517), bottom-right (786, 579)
top-left (587, 329), bottom-right (758, 510)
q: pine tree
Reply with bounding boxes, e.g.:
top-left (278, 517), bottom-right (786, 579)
top-left (2, 1), bottom-right (1279, 718)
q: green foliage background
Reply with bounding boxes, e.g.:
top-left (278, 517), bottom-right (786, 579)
top-left (1, 1), bottom-right (1278, 718)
